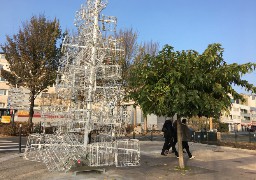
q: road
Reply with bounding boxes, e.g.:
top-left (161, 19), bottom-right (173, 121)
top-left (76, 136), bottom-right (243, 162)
top-left (0, 136), bottom-right (26, 153)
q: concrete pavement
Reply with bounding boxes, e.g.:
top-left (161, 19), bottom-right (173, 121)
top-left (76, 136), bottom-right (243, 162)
top-left (0, 140), bottom-right (256, 180)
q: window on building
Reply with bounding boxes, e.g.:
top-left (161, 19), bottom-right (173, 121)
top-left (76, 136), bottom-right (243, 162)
top-left (0, 54), bottom-right (5, 59)
top-left (41, 93), bottom-right (50, 98)
top-left (241, 109), bottom-right (248, 114)
top-left (141, 111), bottom-right (144, 123)
top-left (0, 77), bottom-right (6, 81)
top-left (232, 107), bottom-right (239, 111)
top-left (244, 117), bottom-right (250, 121)
top-left (0, 89), bottom-right (7, 95)
top-left (0, 102), bottom-right (5, 107)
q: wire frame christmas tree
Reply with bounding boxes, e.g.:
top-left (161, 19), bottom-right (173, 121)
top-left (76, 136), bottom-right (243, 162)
top-left (24, 0), bottom-right (140, 172)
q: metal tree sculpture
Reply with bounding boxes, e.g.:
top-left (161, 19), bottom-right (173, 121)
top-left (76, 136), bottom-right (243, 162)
top-left (24, 0), bottom-right (140, 172)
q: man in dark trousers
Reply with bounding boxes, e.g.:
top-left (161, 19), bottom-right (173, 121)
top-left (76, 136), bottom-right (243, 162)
top-left (172, 120), bottom-right (186, 156)
top-left (180, 118), bottom-right (195, 159)
top-left (161, 119), bottom-right (178, 156)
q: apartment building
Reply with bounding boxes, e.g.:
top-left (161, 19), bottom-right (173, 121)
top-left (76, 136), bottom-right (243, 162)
top-left (220, 94), bottom-right (256, 131)
top-left (0, 53), bottom-right (9, 109)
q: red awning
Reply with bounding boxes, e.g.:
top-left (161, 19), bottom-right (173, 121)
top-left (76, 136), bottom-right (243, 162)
top-left (241, 123), bottom-right (252, 126)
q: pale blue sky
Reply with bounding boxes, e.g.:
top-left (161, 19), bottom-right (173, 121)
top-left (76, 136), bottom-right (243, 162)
top-left (0, 0), bottom-right (255, 93)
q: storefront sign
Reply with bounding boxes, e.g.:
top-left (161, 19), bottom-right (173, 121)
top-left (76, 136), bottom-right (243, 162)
top-left (17, 110), bottom-right (29, 116)
top-left (1, 116), bottom-right (11, 123)
top-left (17, 110), bottom-right (41, 117)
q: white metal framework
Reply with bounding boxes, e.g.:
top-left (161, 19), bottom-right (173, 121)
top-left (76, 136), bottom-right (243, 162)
top-left (8, 87), bottom-right (30, 110)
top-left (24, 0), bottom-right (140, 172)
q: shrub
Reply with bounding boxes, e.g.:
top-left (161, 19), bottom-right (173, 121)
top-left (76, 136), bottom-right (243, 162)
top-left (126, 124), bottom-right (134, 134)
top-left (218, 123), bottom-right (229, 132)
top-left (0, 121), bottom-right (30, 136)
top-left (0, 124), bottom-right (16, 136)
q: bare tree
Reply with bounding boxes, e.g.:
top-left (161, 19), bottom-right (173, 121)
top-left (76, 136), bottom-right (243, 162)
top-left (1, 14), bottom-right (62, 132)
top-left (115, 28), bottom-right (138, 79)
top-left (141, 40), bottom-right (159, 56)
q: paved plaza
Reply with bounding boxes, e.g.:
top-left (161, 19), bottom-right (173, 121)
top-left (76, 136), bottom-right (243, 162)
top-left (0, 140), bottom-right (256, 180)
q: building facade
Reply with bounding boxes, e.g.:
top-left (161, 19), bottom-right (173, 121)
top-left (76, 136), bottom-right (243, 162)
top-left (220, 94), bottom-right (256, 131)
top-left (0, 53), bottom-right (10, 110)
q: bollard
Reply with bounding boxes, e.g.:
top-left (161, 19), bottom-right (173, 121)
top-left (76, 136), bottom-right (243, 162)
top-left (207, 132), bottom-right (209, 144)
top-left (235, 131), bottom-right (237, 143)
top-left (133, 131), bottom-right (135, 139)
top-left (19, 124), bottom-right (22, 153)
top-left (88, 132), bottom-right (92, 144)
top-left (151, 130), bottom-right (153, 141)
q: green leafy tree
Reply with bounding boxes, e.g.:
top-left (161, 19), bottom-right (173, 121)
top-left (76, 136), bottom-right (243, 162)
top-left (127, 43), bottom-right (256, 168)
top-left (1, 14), bottom-right (62, 131)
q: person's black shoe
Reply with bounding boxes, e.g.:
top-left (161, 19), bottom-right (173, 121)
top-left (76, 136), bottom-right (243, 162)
top-left (161, 152), bottom-right (167, 156)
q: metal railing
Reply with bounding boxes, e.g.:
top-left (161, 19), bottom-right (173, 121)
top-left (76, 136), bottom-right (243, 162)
top-left (125, 130), bottom-right (256, 144)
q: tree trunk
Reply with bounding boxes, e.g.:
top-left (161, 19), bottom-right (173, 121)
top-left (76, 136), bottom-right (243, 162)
top-left (28, 92), bottom-right (35, 133)
top-left (133, 106), bottom-right (137, 138)
top-left (133, 106), bottom-right (137, 128)
top-left (209, 117), bottom-right (213, 131)
top-left (177, 116), bottom-right (185, 168)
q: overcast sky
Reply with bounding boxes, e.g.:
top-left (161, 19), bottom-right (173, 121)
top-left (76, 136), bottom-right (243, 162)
top-left (0, 0), bottom-right (255, 93)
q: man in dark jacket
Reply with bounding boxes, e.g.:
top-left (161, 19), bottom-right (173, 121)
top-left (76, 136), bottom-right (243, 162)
top-left (180, 119), bottom-right (195, 159)
top-left (161, 119), bottom-right (178, 156)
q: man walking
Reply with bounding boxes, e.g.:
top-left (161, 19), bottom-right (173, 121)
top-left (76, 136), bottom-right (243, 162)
top-left (161, 119), bottom-right (178, 157)
top-left (180, 118), bottom-right (195, 159)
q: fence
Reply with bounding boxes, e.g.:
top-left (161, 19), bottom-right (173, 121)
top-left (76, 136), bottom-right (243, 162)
top-left (219, 131), bottom-right (256, 143)
top-left (124, 130), bottom-right (256, 145)
top-left (192, 131), bottom-right (221, 143)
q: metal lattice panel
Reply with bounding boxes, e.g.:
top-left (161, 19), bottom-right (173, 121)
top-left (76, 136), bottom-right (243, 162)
top-left (8, 87), bottom-right (30, 110)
